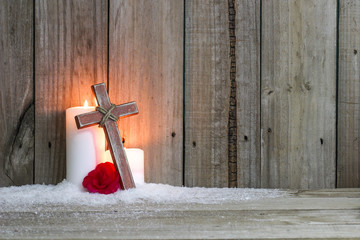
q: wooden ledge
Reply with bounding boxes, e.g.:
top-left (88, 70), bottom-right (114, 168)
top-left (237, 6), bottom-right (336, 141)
top-left (1, 189), bottom-right (359, 239)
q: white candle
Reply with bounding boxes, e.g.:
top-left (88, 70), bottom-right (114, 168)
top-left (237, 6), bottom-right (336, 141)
top-left (66, 101), bottom-right (105, 187)
top-left (103, 148), bottom-right (144, 185)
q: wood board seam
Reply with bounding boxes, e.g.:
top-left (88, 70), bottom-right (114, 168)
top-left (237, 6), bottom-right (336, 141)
top-left (228, 0), bottom-right (237, 188)
top-left (182, 0), bottom-right (187, 187)
top-left (335, 0), bottom-right (339, 188)
top-left (32, 0), bottom-right (36, 185)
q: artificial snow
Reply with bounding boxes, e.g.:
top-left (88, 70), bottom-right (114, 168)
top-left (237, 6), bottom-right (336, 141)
top-left (0, 181), bottom-right (285, 212)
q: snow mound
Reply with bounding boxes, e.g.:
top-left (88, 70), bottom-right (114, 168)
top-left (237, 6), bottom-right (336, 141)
top-left (0, 181), bottom-right (285, 211)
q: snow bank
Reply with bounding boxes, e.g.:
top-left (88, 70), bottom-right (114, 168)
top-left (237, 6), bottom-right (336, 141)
top-left (0, 181), bottom-right (285, 211)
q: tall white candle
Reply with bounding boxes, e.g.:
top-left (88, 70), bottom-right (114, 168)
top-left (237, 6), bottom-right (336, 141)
top-left (103, 148), bottom-right (144, 185)
top-left (66, 102), bottom-right (105, 187)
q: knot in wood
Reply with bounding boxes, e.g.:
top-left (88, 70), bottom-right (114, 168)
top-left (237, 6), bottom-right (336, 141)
top-left (96, 104), bottom-right (118, 127)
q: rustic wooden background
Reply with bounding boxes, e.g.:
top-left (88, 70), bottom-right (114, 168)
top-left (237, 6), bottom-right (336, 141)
top-left (0, 0), bottom-right (359, 189)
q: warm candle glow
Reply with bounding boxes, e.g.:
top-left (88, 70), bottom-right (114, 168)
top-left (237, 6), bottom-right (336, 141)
top-left (94, 97), bottom-right (98, 106)
top-left (84, 100), bottom-right (89, 107)
top-left (66, 104), bottom-right (106, 188)
top-left (102, 149), bottom-right (144, 185)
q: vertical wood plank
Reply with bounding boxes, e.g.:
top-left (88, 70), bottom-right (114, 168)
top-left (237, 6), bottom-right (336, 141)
top-left (109, 0), bottom-right (184, 186)
top-left (0, 0), bottom-right (34, 186)
top-left (235, 0), bottom-right (261, 188)
top-left (261, 0), bottom-right (337, 189)
top-left (35, 0), bottom-right (107, 184)
top-left (184, 0), bottom-right (230, 187)
top-left (338, 0), bottom-right (360, 187)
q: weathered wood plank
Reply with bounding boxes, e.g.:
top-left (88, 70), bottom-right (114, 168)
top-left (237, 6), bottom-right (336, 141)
top-left (35, 0), bottom-right (107, 184)
top-left (109, 0), bottom-right (184, 185)
top-left (184, 0), bottom-right (230, 187)
top-left (338, 0), bottom-right (360, 188)
top-left (1, 210), bottom-right (360, 239)
top-left (75, 102), bottom-right (138, 128)
top-left (1, 189), bottom-right (360, 239)
top-left (235, 0), bottom-right (261, 188)
top-left (296, 189), bottom-right (360, 198)
top-left (261, 0), bottom-right (337, 189)
top-left (0, 0), bottom-right (34, 186)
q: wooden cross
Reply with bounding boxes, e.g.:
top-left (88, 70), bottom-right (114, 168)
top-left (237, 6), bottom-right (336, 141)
top-left (74, 83), bottom-right (138, 190)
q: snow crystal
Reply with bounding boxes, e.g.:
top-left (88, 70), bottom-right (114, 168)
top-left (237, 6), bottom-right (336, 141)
top-left (0, 181), bottom-right (285, 212)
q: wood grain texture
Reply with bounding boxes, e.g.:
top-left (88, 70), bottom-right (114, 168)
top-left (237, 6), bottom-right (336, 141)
top-left (338, 0), bottom-right (360, 188)
top-left (227, 0), bottom-right (237, 188)
top-left (75, 102), bottom-right (138, 128)
top-left (1, 189), bottom-right (360, 239)
top-left (184, 0), bottom-right (230, 187)
top-left (0, 0), bottom-right (34, 186)
top-left (35, 0), bottom-right (107, 184)
top-left (235, 0), bottom-right (261, 188)
top-left (261, 0), bottom-right (337, 189)
top-left (109, 0), bottom-right (184, 185)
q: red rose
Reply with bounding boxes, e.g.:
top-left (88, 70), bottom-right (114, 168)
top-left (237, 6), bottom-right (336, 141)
top-left (82, 162), bottom-right (120, 194)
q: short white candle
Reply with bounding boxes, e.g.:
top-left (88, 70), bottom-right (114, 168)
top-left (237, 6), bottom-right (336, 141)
top-left (103, 148), bottom-right (144, 185)
top-left (66, 101), bottom-right (105, 187)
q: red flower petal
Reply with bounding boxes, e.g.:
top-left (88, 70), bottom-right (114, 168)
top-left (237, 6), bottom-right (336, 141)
top-left (82, 162), bottom-right (121, 194)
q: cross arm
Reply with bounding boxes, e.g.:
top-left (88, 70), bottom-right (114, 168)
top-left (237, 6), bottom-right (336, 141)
top-left (75, 101), bottom-right (138, 129)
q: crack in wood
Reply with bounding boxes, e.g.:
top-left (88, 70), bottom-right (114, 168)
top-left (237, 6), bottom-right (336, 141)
top-left (4, 103), bottom-right (34, 185)
top-left (228, 0), bottom-right (237, 188)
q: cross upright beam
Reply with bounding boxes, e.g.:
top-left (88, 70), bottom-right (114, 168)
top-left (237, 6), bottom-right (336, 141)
top-left (74, 83), bottom-right (138, 190)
